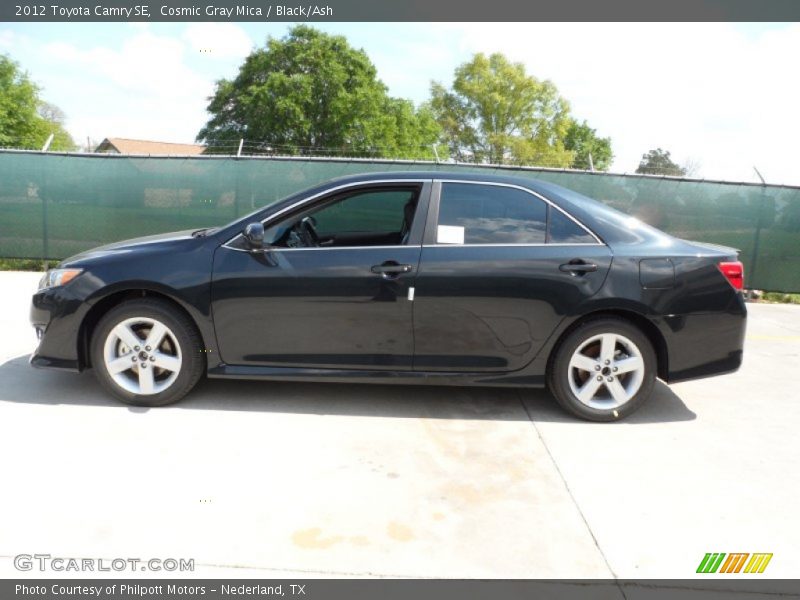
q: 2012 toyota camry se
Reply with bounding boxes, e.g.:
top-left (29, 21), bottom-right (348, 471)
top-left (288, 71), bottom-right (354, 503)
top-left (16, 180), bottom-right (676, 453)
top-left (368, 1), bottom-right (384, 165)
top-left (30, 172), bottom-right (746, 421)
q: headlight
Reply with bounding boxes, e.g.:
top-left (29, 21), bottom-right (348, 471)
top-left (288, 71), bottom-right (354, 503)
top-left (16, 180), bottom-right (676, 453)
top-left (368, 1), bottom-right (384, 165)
top-left (39, 268), bottom-right (83, 290)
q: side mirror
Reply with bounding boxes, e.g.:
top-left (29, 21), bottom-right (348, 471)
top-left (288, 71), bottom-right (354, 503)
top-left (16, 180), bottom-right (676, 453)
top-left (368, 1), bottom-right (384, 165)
top-left (243, 222), bottom-right (265, 250)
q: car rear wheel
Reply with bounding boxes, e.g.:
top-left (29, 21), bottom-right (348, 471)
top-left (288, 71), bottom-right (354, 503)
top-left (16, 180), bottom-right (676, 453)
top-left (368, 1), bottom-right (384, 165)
top-left (90, 299), bottom-right (204, 406)
top-left (547, 318), bottom-right (656, 421)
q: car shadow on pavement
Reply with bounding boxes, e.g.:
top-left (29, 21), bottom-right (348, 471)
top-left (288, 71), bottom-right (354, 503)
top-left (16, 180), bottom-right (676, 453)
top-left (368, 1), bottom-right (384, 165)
top-left (0, 353), bottom-right (696, 424)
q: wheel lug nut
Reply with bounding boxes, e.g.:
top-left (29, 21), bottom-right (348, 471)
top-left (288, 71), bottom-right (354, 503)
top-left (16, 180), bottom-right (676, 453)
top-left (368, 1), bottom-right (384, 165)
top-left (596, 375), bottom-right (602, 381)
top-left (145, 346), bottom-right (151, 351)
top-left (594, 365), bottom-right (601, 371)
top-left (141, 363), bottom-right (147, 369)
top-left (132, 356), bottom-right (137, 362)
top-left (150, 356), bottom-right (155, 361)
top-left (613, 367), bottom-right (618, 372)
top-left (134, 346), bottom-right (140, 351)
top-left (604, 359), bottom-right (610, 365)
top-left (607, 376), bottom-right (613, 382)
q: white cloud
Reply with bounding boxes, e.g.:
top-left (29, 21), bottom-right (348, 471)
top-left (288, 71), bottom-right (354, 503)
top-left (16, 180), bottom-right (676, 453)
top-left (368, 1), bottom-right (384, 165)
top-left (182, 23), bottom-right (253, 59)
top-left (0, 29), bottom-right (32, 52)
top-left (43, 32), bottom-right (209, 99)
top-left (41, 30), bottom-right (215, 143)
top-left (33, 25), bottom-right (253, 144)
top-left (415, 23), bottom-right (800, 184)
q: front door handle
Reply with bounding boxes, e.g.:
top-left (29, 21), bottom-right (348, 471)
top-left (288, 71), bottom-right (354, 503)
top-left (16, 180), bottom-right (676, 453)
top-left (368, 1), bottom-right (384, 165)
top-left (559, 259), bottom-right (598, 275)
top-left (371, 261), bottom-right (413, 277)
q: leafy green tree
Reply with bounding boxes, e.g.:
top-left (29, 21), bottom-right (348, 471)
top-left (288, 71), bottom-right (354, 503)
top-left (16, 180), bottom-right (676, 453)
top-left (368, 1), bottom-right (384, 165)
top-left (564, 119), bottom-right (613, 171)
top-left (635, 148), bottom-right (686, 176)
top-left (35, 101), bottom-right (75, 150)
top-left (378, 99), bottom-right (444, 159)
top-left (429, 53), bottom-right (574, 167)
top-left (198, 26), bottom-right (442, 159)
top-left (0, 55), bottom-right (75, 150)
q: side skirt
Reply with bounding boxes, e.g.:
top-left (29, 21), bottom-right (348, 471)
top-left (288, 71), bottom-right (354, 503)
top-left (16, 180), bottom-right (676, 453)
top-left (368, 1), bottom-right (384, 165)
top-left (207, 364), bottom-right (546, 388)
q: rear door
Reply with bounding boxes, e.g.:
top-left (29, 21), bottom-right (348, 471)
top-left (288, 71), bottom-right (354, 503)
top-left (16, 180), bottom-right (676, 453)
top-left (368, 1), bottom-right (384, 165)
top-left (412, 180), bottom-right (612, 372)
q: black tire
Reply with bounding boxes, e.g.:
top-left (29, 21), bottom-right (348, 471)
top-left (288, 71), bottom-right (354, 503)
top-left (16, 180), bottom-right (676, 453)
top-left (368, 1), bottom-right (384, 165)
top-left (547, 318), bottom-right (656, 422)
top-left (90, 298), bottom-right (205, 406)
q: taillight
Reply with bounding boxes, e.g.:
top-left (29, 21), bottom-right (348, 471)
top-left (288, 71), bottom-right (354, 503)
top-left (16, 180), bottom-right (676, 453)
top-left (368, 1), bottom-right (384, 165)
top-left (718, 261), bottom-right (744, 290)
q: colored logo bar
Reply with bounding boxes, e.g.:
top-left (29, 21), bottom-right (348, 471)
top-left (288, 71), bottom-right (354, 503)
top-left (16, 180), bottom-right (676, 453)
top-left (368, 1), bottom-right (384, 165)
top-left (697, 553), bottom-right (773, 574)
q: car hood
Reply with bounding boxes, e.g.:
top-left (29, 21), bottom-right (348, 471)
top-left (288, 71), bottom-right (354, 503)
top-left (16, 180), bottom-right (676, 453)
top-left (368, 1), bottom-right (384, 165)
top-left (60, 229), bottom-right (199, 266)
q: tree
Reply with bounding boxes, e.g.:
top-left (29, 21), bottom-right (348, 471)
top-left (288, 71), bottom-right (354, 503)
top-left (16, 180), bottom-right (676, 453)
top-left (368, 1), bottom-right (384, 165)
top-left (0, 55), bottom-right (75, 150)
top-left (635, 148), bottom-right (686, 176)
top-left (35, 101), bottom-right (75, 151)
top-left (563, 119), bottom-right (613, 171)
top-left (198, 26), bottom-right (442, 159)
top-left (429, 53), bottom-right (574, 167)
top-left (378, 99), bottom-right (443, 159)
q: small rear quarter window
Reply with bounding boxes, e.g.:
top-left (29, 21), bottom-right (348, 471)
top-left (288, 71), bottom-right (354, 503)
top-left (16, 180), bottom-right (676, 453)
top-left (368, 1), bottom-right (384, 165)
top-left (548, 208), bottom-right (597, 244)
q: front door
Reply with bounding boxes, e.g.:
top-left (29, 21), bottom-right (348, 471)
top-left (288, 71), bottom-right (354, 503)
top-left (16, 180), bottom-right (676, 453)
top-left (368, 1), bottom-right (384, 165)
top-left (211, 183), bottom-right (429, 370)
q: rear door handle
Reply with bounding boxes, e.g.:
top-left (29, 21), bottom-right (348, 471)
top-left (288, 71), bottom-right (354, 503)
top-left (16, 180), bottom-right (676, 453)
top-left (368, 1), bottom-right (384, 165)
top-left (559, 260), bottom-right (598, 274)
top-left (371, 261), bottom-right (413, 276)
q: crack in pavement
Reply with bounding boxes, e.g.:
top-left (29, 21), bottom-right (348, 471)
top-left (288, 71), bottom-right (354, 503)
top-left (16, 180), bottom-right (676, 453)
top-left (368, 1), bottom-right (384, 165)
top-left (517, 390), bottom-right (627, 600)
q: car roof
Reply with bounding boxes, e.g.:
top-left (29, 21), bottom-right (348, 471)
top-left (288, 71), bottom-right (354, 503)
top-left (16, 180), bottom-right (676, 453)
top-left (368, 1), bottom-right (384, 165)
top-left (329, 170), bottom-right (553, 190)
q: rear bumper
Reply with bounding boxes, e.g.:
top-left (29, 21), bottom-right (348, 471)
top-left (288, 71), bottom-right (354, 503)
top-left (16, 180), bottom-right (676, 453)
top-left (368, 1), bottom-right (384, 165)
top-left (659, 297), bottom-right (747, 383)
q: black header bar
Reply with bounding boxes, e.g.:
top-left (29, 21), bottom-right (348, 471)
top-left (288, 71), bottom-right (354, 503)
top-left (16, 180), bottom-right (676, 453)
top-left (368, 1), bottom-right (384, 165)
top-left (4, 0), bottom-right (800, 22)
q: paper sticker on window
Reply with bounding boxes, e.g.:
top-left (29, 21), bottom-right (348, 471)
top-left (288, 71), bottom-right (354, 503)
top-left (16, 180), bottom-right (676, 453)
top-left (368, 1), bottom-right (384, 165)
top-left (437, 225), bottom-right (465, 245)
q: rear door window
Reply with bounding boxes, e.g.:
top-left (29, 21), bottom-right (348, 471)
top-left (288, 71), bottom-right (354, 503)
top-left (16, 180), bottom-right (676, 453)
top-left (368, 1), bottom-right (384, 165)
top-left (437, 182), bottom-right (547, 244)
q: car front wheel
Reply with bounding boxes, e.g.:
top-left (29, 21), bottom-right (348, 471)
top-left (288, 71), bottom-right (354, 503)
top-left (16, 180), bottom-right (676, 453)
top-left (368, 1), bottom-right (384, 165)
top-left (547, 318), bottom-right (656, 421)
top-left (90, 299), bottom-right (204, 406)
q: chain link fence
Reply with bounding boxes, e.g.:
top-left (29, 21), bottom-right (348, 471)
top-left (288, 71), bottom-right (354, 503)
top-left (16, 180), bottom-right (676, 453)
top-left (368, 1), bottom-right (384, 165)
top-left (1, 149), bottom-right (798, 292)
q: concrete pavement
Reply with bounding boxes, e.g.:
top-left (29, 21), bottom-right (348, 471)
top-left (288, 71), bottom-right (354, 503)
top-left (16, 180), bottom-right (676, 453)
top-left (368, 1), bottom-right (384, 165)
top-left (0, 271), bottom-right (798, 580)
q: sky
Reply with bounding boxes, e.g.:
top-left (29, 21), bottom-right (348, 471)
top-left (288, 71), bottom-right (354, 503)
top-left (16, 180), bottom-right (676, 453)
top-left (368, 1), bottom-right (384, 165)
top-left (1, 22), bottom-right (799, 185)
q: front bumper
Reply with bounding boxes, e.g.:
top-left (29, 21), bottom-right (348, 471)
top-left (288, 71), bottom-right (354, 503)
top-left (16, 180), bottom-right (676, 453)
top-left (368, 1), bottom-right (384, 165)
top-left (29, 286), bottom-right (88, 372)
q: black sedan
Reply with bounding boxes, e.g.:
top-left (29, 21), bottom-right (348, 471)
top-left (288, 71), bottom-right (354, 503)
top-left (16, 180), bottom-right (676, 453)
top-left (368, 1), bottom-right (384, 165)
top-left (30, 172), bottom-right (746, 421)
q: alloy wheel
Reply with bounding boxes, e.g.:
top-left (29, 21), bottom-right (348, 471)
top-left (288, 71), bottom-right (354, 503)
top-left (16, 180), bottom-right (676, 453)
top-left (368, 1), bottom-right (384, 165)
top-left (102, 317), bottom-right (183, 395)
top-left (567, 332), bottom-right (645, 409)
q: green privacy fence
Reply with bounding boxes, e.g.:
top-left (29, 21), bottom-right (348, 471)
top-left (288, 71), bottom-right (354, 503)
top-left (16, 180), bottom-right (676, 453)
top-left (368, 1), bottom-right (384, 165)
top-left (1, 150), bottom-right (799, 292)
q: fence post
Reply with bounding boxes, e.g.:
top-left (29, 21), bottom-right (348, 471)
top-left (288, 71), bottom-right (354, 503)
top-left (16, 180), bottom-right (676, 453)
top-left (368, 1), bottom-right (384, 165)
top-left (41, 161), bottom-right (49, 264)
top-left (41, 133), bottom-right (54, 152)
top-left (234, 159), bottom-right (241, 218)
top-left (750, 167), bottom-right (767, 289)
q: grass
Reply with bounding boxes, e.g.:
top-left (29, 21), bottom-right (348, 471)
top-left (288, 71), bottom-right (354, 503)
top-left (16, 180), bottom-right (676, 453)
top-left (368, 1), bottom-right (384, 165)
top-left (0, 258), bottom-right (48, 271)
top-left (760, 292), bottom-right (800, 304)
